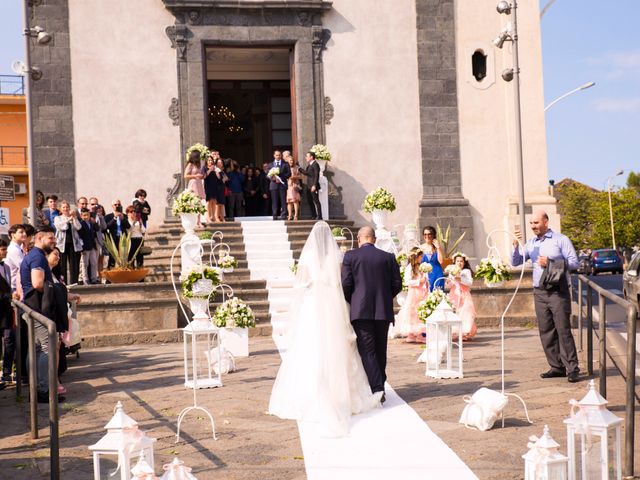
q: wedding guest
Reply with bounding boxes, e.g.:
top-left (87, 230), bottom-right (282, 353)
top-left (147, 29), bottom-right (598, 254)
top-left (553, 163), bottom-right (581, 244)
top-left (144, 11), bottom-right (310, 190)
top-left (227, 160), bottom-right (245, 219)
top-left (23, 224), bottom-right (35, 253)
top-left (184, 150), bottom-right (205, 227)
top-left (258, 162), bottom-right (271, 216)
top-left (420, 226), bottom-right (444, 291)
top-left (285, 152), bottom-right (302, 221)
top-left (105, 202), bottom-right (129, 268)
top-left (393, 247), bottom-right (429, 342)
top-left (213, 158), bottom-right (228, 222)
top-left (268, 150), bottom-right (291, 220)
top-left (76, 196), bottom-right (88, 211)
top-left (243, 167), bottom-right (259, 216)
top-left (0, 240), bottom-right (14, 386)
top-left (203, 156), bottom-right (218, 222)
top-left (446, 252), bottom-right (477, 341)
top-left (43, 195), bottom-right (60, 232)
top-left (92, 204), bottom-right (107, 278)
top-left (78, 208), bottom-right (99, 284)
top-left (132, 189), bottom-right (151, 228)
top-left (5, 224), bottom-right (26, 293)
top-left (299, 151), bottom-right (321, 220)
top-left (126, 205), bottom-right (145, 268)
top-left (54, 201), bottom-right (83, 285)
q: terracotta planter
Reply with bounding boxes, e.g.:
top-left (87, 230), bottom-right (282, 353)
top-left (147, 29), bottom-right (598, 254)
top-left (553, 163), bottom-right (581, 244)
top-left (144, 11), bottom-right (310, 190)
top-left (441, 258), bottom-right (453, 269)
top-left (102, 268), bottom-right (149, 284)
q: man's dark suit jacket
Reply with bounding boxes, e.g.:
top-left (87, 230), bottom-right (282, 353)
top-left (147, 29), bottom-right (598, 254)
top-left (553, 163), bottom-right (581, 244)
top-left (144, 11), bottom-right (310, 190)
top-left (299, 161), bottom-right (320, 190)
top-left (341, 243), bottom-right (402, 322)
top-left (105, 213), bottom-right (130, 242)
top-left (267, 161), bottom-right (291, 191)
top-left (78, 220), bottom-right (99, 251)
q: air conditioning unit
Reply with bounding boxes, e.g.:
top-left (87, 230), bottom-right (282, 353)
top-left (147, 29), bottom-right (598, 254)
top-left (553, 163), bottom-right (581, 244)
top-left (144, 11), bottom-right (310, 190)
top-left (15, 183), bottom-right (27, 194)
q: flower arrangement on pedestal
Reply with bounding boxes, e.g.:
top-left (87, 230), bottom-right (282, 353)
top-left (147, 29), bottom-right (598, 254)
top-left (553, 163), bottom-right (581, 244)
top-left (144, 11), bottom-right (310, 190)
top-left (362, 187), bottom-right (397, 213)
top-left (475, 256), bottom-right (511, 287)
top-left (417, 288), bottom-right (452, 322)
top-left (218, 254), bottom-right (238, 272)
top-left (180, 265), bottom-right (221, 298)
top-left (172, 190), bottom-right (206, 216)
top-left (185, 142), bottom-right (210, 163)
top-left (309, 144), bottom-right (331, 161)
top-left (213, 297), bottom-right (256, 329)
top-left (419, 262), bottom-right (433, 274)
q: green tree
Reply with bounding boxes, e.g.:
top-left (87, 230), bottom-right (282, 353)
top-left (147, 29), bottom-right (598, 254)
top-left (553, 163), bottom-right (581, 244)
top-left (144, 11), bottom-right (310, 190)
top-left (556, 182), bottom-right (597, 250)
top-left (592, 187), bottom-right (640, 248)
top-left (627, 171), bottom-right (640, 192)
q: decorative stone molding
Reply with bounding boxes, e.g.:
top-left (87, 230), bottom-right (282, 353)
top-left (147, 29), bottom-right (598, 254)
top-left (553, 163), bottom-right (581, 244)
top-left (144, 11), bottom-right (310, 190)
top-left (187, 9), bottom-right (201, 25)
top-left (168, 97), bottom-right (180, 126)
top-left (165, 25), bottom-right (190, 61)
top-left (324, 96), bottom-right (334, 125)
top-left (312, 28), bottom-right (331, 63)
top-left (165, 172), bottom-right (183, 213)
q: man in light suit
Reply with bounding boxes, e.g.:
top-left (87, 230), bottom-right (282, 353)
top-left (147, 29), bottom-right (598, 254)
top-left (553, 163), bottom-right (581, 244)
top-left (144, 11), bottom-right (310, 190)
top-left (341, 227), bottom-right (403, 402)
top-left (299, 151), bottom-right (322, 220)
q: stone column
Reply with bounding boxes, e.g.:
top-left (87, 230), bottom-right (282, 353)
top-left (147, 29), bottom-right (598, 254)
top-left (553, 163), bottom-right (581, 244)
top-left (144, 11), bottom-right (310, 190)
top-left (415, 0), bottom-right (475, 256)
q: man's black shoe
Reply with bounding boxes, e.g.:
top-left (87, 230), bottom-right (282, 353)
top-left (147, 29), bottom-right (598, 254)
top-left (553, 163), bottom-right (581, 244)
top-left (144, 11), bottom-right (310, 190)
top-left (381, 393), bottom-right (386, 404)
top-left (568, 371), bottom-right (580, 383)
top-left (37, 392), bottom-right (65, 403)
top-left (540, 369), bottom-right (566, 379)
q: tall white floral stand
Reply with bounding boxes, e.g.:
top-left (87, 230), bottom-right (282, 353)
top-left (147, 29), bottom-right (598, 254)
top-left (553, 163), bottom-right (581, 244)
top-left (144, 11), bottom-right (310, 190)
top-left (179, 213), bottom-right (202, 275)
top-left (317, 159), bottom-right (329, 220)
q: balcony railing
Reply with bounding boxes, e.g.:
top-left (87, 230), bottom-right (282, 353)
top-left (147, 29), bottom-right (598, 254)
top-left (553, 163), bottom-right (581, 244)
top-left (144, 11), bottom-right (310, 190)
top-left (0, 146), bottom-right (28, 167)
top-left (0, 75), bottom-right (25, 96)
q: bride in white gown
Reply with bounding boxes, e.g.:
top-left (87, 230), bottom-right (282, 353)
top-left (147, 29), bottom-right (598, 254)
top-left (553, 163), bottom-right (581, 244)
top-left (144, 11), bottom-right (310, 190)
top-left (269, 221), bottom-right (382, 437)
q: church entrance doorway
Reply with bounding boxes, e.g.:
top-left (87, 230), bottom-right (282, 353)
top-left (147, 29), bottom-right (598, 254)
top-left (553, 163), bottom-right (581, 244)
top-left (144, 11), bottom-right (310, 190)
top-left (205, 47), bottom-right (295, 168)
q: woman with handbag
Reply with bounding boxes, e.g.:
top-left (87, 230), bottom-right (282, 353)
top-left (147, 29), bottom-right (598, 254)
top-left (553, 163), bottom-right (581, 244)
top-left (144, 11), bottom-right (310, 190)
top-left (285, 152), bottom-right (302, 221)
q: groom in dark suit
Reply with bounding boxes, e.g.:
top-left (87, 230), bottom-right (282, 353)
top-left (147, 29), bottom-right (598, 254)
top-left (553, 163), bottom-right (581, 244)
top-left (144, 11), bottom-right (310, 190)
top-left (268, 150), bottom-right (291, 220)
top-left (299, 151), bottom-right (322, 220)
top-left (341, 227), bottom-right (402, 402)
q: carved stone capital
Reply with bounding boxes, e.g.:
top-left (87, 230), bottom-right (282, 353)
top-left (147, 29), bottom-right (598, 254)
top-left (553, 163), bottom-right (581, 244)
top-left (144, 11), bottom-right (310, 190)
top-left (312, 28), bottom-right (331, 63)
top-left (168, 97), bottom-right (180, 126)
top-left (165, 24), bottom-right (190, 61)
top-left (324, 96), bottom-right (334, 125)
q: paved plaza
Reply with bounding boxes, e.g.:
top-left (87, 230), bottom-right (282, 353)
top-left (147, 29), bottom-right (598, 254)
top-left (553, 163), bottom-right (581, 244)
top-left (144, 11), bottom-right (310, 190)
top-left (1, 327), bottom-right (638, 479)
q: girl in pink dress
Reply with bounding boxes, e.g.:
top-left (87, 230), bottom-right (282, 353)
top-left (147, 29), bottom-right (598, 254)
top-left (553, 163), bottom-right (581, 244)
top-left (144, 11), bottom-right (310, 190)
top-left (183, 150), bottom-right (206, 227)
top-left (394, 248), bottom-right (429, 343)
top-left (446, 253), bottom-right (477, 341)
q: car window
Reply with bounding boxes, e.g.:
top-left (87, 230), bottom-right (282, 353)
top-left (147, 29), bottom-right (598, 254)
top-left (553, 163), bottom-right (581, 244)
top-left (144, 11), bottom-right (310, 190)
top-left (629, 253), bottom-right (640, 271)
top-left (597, 250), bottom-right (617, 258)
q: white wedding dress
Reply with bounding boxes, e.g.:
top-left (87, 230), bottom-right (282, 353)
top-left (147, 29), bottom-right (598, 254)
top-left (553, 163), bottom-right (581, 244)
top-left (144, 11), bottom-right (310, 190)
top-left (268, 222), bottom-right (381, 437)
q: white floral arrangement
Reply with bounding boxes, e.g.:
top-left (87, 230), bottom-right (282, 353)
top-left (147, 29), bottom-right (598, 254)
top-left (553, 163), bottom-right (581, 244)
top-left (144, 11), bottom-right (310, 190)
top-left (185, 142), bottom-right (210, 163)
top-left (213, 297), bottom-right (256, 329)
top-left (267, 167), bottom-right (280, 178)
top-left (180, 264), bottom-right (221, 298)
top-left (172, 190), bottom-right (206, 216)
top-left (218, 254), bottom-right (238, 270)
top-left (362, 187), bottom-right (397, 213)
top-left (444, 264), bottom-right (461, 277)
top-left (417, 288), bottom-right (452, 322)
top-left (396, 253), bottom-right (409, 292)
top-left (419, 262), bottom-right (433, 274)
top-left (475, 256), bottom-right (512, 284)
top-left (310, 144), bottom-right (331, 161)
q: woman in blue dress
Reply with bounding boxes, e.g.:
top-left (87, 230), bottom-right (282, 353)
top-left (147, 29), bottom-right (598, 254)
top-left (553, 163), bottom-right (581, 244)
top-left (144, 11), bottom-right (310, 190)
top-left (420, 226), bottom-right (445, 291)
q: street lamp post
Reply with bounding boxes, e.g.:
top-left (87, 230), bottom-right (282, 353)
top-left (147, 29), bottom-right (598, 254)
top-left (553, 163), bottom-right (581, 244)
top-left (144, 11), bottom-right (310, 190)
top-left (544, 82), bottom-right (596, 112)
top-left (607, 170), bottom-right (624, 250)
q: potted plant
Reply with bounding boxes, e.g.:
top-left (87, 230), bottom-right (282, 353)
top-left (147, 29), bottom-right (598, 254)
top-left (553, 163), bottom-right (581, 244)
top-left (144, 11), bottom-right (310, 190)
top-left (435, 224), bottom-right (466, 268)
top-left (417, 288), bottom-right (452, 322)
top-left (213, 297), bottom-right (255, 357)
top-left (475, 256), bottom-right (512, 287)
top-left (101, 232), bottom-right (148, 283)
top-left (218, 253), bottom-right (238, 273)
top-left (309, 143), bottom-right (331, 172)
top-left (363, 187), bottom-right (397, 231)
top-left (172, 190), bottom-right (206, 233)
top-left (180, 264), bottom-right (221, 319)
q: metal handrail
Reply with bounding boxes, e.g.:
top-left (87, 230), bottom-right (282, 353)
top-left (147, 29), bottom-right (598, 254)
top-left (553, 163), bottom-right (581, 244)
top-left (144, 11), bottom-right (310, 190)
top-left (575, 274), bottom-right (637, 478)
top-left (13, 299), bottom-right (60, 480)
top-left (0, 146), bottom-right (28, 166)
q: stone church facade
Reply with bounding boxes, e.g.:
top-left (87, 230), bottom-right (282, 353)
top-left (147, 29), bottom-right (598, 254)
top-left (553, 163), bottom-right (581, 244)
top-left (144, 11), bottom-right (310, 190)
top-left (28, 0), bottom-right (557, 257)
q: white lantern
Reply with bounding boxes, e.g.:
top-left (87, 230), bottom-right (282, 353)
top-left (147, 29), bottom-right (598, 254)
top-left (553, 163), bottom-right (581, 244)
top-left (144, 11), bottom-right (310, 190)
top-left (159, 457), bottom-right (197, 480)
top-left (523, 425), bottom-right (568, 480)
top-left (424, 299), bottom-right (463, 379)
top-left (564, 380), bottom-right (622, 480)
top-left (89, 401), bottom-right (156, 480)
top-left (182, 313), bottom-right (222, 390)
top-left (131, 452), bottom-right (158, 480)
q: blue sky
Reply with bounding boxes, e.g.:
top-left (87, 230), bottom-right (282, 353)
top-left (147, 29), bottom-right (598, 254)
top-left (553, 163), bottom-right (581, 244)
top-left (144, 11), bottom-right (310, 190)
top-left (0, 0), bottom-right (637, 190)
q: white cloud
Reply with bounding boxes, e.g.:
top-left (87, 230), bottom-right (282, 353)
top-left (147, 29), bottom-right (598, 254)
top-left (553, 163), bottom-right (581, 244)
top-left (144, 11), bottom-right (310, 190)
top-left (582, 50), bottom-right (640, 78)
top-left (593, 97), bottom-right (640, 113)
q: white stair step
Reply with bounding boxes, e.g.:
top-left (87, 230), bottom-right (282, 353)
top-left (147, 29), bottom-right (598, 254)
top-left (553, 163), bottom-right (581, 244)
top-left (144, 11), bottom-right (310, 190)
top-left (267, 278), bottom-right (296, 289)
top-left (250, 269), bottom-right (294, 281)
top-left (244, 243), bottom-right (291, 252)
top-left (242, 232), bottom-right (289, 242)
top-left (248, 258), bottom-right (293, 268)
top-left (268, 288), bottom-right (295, 301)
top-left (246, 253), bottom-right (292, 263)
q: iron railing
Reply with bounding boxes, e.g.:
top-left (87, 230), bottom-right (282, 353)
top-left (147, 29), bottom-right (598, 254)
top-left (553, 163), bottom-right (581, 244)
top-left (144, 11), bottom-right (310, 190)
top-left (576, 274), bottom-right (637, 478)
top-left (0, 75), bottom-right (25, 95)
top-left (13, 299), bottom-right (60, 480)
top-left (0, 146), bottom-right (28, 167)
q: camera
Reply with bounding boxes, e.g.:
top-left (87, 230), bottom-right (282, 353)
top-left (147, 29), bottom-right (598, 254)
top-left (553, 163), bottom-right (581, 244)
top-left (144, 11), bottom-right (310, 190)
top-left (115, 205), bottom-right (123, 213)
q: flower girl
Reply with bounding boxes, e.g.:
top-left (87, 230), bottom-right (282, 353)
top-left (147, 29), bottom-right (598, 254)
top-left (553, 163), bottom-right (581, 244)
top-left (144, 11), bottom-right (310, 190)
top-left (445, 252), bottom-right (477, 340)
top-left (393, 247), bottom-right (430, 343)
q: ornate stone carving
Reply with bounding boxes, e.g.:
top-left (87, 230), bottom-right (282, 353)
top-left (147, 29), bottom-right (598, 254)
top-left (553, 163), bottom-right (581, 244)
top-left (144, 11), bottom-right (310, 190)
top-left (165, 25), bottom-right (190, 61)
top-left (166, 172), bottom-right (183, 208)
top-left (168, 97), bottom-right (180, 126)
top-left (312, 29), bottom-right (331, 62)
top-left (187, 9), bottom-right (201, 25)
top-left (324, 96), bottom-right (334, 125)
top-left (297, 11), bottom-right (311, 26)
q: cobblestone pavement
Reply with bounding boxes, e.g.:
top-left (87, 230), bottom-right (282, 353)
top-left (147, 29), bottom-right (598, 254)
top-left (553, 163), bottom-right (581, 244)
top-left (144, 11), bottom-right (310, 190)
top-left (1, 327), bottom-right (638, 479)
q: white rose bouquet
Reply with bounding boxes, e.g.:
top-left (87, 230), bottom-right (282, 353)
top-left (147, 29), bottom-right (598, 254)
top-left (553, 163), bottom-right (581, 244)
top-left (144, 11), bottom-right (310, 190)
top-left (417, 288), bottom-right (452, 322)
top-left (213, 297), bottom-right (256, 329)
top-left (362, 187), bottom-right (397, 213)
top-left (218, 254), bottom-right (238, 270)
top-left (444, 264), bottom-right (461, 277)
top-left (310, 144), bottom-right (331, 161)
top-left (180, 265), bottom-right (221, 298)
top-left (267, 167), bottom-right (280, 178)
top-left (419, 262), bottom-right (433, 274)
top-left (475, 256), bottom-right (512, 285)
top-left (172, 190), bottom-right (206, 216)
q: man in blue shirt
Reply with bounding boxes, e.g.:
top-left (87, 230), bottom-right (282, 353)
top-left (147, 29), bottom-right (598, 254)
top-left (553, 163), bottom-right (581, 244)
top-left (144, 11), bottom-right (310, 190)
top-left (226, 161), bottom-right (245, 219)
top-left (43, 195), bottom-right (60, 232)
top-left (512, 210), bottom-right (580, 383)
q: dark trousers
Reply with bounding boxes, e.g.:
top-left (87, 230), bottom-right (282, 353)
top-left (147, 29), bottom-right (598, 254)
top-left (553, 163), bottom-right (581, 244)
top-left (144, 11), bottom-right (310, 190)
top-left (60, 247), bottom-right (80, 284)
top-left (351, 319), bottom-right (391, 393)
top-left (262, 193), bottom-right (271, 216)
top-left (534, 288), bottom-right (579, 373)
top-left (229, 192), bottom-right (244, 218)
top-left (306, 188), bottom-right (322, 219)
top-left (271, 188), bottom-right (287, 219)
top-left (2, 327), bottom-right (15, 378)
top-left (129, 238), bottom-right (144, 268)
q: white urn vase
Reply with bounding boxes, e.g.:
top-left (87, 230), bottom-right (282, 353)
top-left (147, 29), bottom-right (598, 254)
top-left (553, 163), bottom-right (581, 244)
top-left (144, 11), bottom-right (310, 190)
top-left (189, 297), bottom-right (210, 319)
top-left (180, 213), bottom-right (198, 234)
top-left (317, 159), bottom-right (327, 173)
top-left (371, 209), bottom-right (388, 231)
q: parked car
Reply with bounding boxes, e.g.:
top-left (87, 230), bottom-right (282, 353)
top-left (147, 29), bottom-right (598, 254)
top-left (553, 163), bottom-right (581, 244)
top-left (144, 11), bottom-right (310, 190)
top-left (588, 249), bottom-right (624, 275)
top-left (623, 251), bottom-right (640, 309)
top-left (575, 255), bottom-right (590, 274)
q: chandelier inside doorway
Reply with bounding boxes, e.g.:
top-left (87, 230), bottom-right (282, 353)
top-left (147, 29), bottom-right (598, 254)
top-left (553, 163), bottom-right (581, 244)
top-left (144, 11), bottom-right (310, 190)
top-left (208, 105), bottom-right (243, 135)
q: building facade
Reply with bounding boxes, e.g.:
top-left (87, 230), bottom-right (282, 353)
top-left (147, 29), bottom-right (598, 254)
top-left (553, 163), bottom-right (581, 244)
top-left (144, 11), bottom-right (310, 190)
top-left (28, 0), bottom-right (557, 256)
